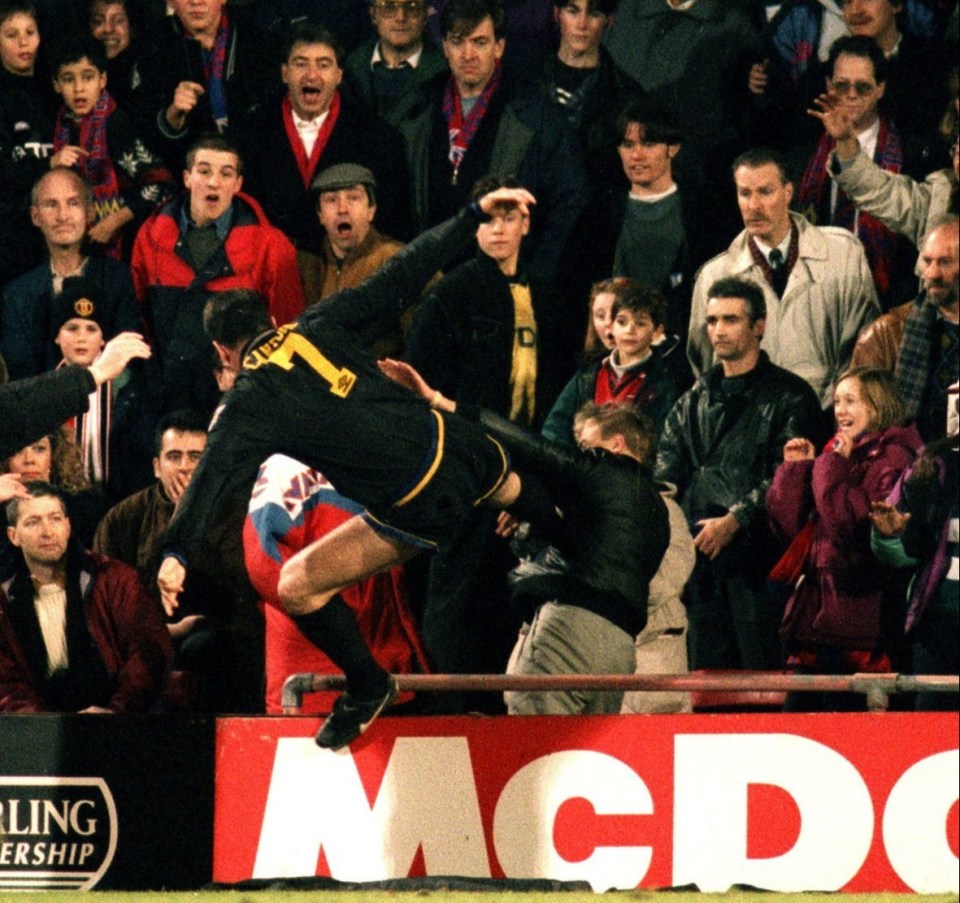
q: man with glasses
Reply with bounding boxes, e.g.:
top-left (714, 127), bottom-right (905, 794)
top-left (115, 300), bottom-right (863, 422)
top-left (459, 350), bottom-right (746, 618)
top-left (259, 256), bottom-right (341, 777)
top-left (345, 0), bottom-right (448, 126)
top-left (798, 35), bottom-right (915, 308)
top-left (241, 22), bottom-right (411, 252)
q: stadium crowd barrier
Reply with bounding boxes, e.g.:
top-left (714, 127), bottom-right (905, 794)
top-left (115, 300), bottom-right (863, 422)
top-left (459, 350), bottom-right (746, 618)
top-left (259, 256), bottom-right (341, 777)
top-left (1, 672), bottom-right (957, 894)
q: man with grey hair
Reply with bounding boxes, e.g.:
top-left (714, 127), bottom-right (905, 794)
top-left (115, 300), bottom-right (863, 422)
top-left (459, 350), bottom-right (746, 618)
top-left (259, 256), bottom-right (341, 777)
top-left (0, 167), bottom-right (139, 381)
top-left (345, 0), bottom-right (448, 126)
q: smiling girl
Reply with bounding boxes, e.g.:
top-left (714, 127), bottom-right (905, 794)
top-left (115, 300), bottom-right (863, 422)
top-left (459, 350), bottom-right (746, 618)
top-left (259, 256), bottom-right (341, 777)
top-left (767, 367), bottom-right (923, 709)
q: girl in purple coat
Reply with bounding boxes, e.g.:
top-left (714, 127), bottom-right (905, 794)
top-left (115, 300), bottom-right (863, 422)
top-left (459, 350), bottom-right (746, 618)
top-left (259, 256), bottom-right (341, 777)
top-left (767, 367), bottom-right (922, 710)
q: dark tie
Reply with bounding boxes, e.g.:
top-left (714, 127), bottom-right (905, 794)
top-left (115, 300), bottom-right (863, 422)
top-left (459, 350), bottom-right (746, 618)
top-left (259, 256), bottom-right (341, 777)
top-left (769, 248), bottom-right (788, 297)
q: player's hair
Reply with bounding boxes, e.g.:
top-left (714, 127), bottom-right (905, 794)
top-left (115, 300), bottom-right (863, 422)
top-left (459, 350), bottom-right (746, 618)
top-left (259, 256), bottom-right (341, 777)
top-left (707, 276), bottom-right (767, 324)
top-left (732, 147), bottom-right (793, 186)
top-left (31, 166), bottom-right (94, 209)
top-left (616, 98), bottom-right (683, 146)
top-left (153, 409), bottom-right (209, 457)
top-left (50, 33), bottom-right (107, 76)
top-left (0, 0), bottom-right (37, 28)
top-left (441, 0), bottom-right (506, 41)
top-left (185, 134), bottom-right (243, 175)
top-left (5, 481), bottom-right (66, 528)
top-left (282, 21), bottom-right (344, 68)
top-left (827, 34), bottom-right (889, 85)
top-left (835, 366), bottom-right (906, 432)
top-left (203, 290), bottom-right (273, 348)
top-left (610, 282), bottom-right (667, 329)
top-left (574, 401), bottom-right (655, 465)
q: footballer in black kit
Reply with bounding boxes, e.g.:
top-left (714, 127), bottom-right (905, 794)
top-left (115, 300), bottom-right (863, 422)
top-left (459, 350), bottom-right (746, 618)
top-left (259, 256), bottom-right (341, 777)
top-left (158, 188), bottom-right (533, 748)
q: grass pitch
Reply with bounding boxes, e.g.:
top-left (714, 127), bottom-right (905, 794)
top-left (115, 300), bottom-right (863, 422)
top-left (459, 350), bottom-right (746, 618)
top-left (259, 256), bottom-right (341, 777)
top-left (0, 893), bottom-right (955, 902)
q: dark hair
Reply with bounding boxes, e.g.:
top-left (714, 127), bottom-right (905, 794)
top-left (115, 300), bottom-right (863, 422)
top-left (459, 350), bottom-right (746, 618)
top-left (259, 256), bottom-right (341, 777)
top-left (31, 166), bottom-right (94, 209)
top-left (203, 290), bottom-right (273, 348)
top-left (552, 0), bottom-right (617, 15)
top-left (616, 97), bottom-right (683, 146)
top-left (6, 480), bottom-right (66, 528)
top-left (85, 0), bottom-right (142, 37)
top-left (153, 409), bottom-right (209, 457)
top-left (827, 34), bottom-right (888, 85)
top-left (573, 401), bottom-right (655, 465)
top-left (282, 21), bottom-right (344, 67)
top-left (707, 276), bottom-right (767, 323)
top-left (470, 173), bottom-right (522, 215)
top-left (610, 282), bottom-right (667, 329)
top-left (0, 0), bottom-right (37, 28)
top-left (732, 147), bottom-right (793, 186)
top-left (440, 0), bottom-right (506, 40)
top-left (185, 134), bottom-right (243, 174)
top-left (50, 33), bottom-right (107, 77)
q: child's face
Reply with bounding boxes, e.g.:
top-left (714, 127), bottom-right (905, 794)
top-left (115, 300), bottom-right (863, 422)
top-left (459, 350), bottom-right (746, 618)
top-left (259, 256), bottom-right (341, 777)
top-left (0, 12), bottom-right (39, 76)
top-left (591, 291), bottom-right (616, 351)
top-left (54, 57), bottom-right (107, 116)
top-left (90, 1), bottom-right (130, 59)
top-left (56, 318), bottom-right (104, 366)
top-left (612, 308), bottom-right (661, 364)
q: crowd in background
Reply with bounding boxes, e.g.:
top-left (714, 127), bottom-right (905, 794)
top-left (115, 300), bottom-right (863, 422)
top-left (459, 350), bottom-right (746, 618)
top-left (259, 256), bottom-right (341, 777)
top-left (0, 0), bottom-right (957, 717)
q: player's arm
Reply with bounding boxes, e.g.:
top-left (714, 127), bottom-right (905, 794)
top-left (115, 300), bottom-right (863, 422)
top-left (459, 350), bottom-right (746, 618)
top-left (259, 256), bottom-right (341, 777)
top-left (305, 189), bottom-right (536, 342)
top-left (158, 400), bottom-right (271, 614)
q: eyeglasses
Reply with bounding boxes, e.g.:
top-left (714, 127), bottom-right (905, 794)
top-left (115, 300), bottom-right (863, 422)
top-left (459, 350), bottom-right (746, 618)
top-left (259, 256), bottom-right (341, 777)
top-left (830, 79), bottom-right (878, 97)
top-left (375, 1), bottom-right (426, 16)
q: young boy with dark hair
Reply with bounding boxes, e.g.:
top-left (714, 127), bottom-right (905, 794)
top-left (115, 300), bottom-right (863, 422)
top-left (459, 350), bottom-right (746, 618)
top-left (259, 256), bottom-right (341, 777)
top-left (541, 279), bottom-right (684, 448)
top-left (50, 34), bottom-right (173, 259)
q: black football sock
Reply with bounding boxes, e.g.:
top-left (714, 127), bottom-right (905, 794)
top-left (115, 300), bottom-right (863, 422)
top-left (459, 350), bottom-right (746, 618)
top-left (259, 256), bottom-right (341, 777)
top-left (290, 595), bottom-right (388, 699)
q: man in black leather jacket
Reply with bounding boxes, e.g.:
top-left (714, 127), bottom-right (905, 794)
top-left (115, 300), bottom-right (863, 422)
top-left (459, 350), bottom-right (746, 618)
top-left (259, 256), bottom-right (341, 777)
top-left (655, 275), bottom-right (822, 671)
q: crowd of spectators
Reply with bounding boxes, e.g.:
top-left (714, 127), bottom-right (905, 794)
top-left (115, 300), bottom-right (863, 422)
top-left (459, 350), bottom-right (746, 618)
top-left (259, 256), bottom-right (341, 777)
top-left (0, 0), bottom-right (957, 717)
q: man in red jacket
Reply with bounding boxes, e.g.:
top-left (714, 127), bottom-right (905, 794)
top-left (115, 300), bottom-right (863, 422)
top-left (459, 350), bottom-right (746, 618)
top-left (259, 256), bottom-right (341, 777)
top-left (1, 482), bottom-right (171, 713)
top-left (131, 134), bottom-right (305, 417)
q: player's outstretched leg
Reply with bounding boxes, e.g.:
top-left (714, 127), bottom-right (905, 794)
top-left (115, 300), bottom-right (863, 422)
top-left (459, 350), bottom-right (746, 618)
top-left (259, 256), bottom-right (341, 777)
top-left (279, 515), bottom-right (418, 749)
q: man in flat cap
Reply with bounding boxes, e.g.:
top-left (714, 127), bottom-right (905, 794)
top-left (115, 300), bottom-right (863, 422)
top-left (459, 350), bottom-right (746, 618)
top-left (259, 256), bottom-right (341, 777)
top-left (299, 163), bottom-right (428, 357)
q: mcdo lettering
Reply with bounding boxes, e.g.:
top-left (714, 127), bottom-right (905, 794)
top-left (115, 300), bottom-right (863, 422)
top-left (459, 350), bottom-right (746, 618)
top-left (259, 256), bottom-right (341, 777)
top-left (250, 736), bottom-right (958, 894)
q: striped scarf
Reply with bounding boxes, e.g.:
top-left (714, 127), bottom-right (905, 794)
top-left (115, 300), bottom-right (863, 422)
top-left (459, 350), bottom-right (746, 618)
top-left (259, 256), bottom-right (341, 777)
top-left (798, 118), bottom-right (904, 300)
top-left (197, 12), bottom-right (230, 131)
top-left (58, 357), bottom-right (113, 485)
top-left (54, 91), bottom-right (122, 259)
top-left (442, 62), bottom-right (502, 185)
top-left (895, 295), bottom-right (939, 421)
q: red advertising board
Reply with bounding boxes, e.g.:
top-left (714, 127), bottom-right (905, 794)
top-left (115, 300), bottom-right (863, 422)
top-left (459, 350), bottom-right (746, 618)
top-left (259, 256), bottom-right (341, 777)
top-left (214, 713), bottom-right (958, 893)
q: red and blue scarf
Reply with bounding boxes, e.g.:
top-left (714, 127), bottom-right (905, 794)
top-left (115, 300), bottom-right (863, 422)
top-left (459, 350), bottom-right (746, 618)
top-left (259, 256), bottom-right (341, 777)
top-left (798, 118), bottom-right (904, 300)
top-left (54, 90), bottom-right (122, 259)
top-left (442, 62), bottom-right (502, 185)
